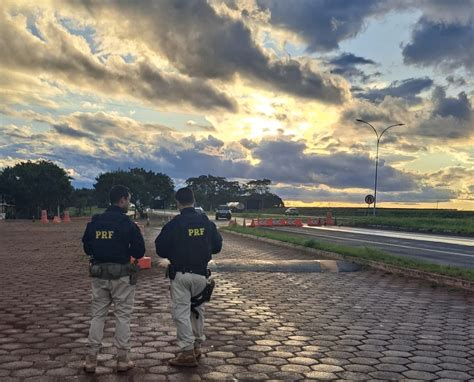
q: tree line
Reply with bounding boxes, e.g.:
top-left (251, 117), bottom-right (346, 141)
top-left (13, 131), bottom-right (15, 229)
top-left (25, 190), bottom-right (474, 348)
top-left (0, 161), bottom-right (284, 218)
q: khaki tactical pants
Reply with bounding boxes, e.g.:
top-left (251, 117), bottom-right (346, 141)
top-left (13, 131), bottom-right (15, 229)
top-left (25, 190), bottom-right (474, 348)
top-left (170, 273), bottom-right (207, 351)
top-left (87, 276), bottom-right (135, 355)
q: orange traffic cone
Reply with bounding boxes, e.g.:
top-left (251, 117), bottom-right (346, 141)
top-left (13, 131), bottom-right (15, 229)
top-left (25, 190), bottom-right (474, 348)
top-left (53, 216), bottom-right (61, 224)
top-left (326, 211), bottom-right (333, 226)
top-left (63, 211), bottom-right (71, 223)
top-left (40, 210), bottom-right (48, 224)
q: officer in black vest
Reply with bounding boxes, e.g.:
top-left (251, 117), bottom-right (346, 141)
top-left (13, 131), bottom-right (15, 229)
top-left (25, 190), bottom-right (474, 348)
top-left (155, 187), bottom-right (222, 367)
top-left (82, 185), bottom-right (145, 373)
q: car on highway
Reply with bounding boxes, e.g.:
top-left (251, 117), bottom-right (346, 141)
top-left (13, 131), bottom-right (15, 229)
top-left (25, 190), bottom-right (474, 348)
top-left (194, 206), bottom-right (206, 215)
top-left (284, 207), bottom-right (299, 216)
top-left (215, 205), bottom-right (232, 220)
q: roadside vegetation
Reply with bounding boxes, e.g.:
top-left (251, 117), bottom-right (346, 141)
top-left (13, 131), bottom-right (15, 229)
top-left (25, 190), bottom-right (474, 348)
top-left (234, 208), bottom-right (474, 236)
top-left (224, 225), bottom-right (474, 283)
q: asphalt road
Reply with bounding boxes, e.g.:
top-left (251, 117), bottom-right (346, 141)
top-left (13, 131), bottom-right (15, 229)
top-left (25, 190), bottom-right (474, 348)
top-left (266, 225), bottom-right (474, 269)
top-left (151, 211), bottom-right (474, 268)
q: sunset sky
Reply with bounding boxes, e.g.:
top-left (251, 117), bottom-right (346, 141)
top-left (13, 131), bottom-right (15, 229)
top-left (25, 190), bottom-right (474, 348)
top-left (1, 0), bottom-right (473, 209)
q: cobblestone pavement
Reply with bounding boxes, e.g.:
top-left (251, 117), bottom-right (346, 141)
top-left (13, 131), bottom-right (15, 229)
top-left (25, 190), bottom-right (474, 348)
top-left (1, 220), bottom-right (474, 381)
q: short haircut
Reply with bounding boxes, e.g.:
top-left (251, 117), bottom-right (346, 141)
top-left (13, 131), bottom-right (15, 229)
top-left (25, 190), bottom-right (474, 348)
top-left (175, 187), bottom-right (194, 205)
top-left (110, 185), bottom-right (130, 204)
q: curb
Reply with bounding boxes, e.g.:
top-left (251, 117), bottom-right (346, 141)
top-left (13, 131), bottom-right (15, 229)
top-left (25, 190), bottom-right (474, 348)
top-left (223, 229), bottom-right (474, 293)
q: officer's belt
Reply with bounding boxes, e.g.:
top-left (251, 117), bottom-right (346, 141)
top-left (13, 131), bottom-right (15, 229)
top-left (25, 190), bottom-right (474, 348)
top-left (90, 262), bottom-right (132, 280)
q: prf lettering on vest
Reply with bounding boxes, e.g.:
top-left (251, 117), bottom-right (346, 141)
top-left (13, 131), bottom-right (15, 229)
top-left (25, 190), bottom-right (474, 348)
top-left (95, 231), bottom-right (114, 239)
top-left (188, 227), bottom-right (205, 237)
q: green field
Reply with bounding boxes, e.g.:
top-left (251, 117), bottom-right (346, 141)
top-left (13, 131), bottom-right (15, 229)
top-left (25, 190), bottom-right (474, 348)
top-left (224, 225), bottom-right (474, 283)
top-left (234, 207), bottom-right (474, 236)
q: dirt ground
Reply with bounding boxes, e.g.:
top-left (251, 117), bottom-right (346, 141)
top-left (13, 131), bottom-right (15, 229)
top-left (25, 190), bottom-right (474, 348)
top-left (1, 219), bottom-right (474, 381)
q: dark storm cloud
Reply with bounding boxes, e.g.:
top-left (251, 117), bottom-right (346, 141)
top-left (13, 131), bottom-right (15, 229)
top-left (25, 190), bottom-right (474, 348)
top-left (446, 75), bottom-right (467, 87)
top-left (358, 77), bottom-right (434, 104)
top-left (329, 53), bottom-right (376, 67)
top-left (52, 124), bottom-right (93, 139)
top-left (417, 87), bottom-right (473, 138)
top-left (432, 87), bottom-right (471, 120)
top-left (257, 0), bottom-right (386, 52)
top-left (402, 17), bottom-right (474, 74)
top-left (79, 0), bottom-right (347, 104)
top-left (273, 184), bottom-right (456, 203)
top-left (0, 9), bottom-right (236, 111)
top-left (328, 53), bottom-right (378, 83)
top-left (248, 139), bottom-right (417, 191)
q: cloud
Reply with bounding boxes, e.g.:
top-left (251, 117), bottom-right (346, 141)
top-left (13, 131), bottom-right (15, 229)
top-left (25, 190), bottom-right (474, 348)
top-left (273, 183), bottom-right (456, 203)
top-left (256, 0), bottom-right (387, 52)
top-left (417, 87), bottom-right (473, 138)
top-left (328, 53), bottom-right (378, 83)
top-left (186, 120), bottom-right (216, 132)
top-left (248, 138), bottom-right (417, 191)
top-left (358, 77), bottom-right (434, 104)
top-left (72, 0), bottom-right (348, 104)
top-left (446, 75), bottom-right (467, 88)
top-left (402, 17), bottom-right (474, 74)
top-left (431, 87), bottom-right (471, 120)
top-left (0, 9), bottom-right (236, 111)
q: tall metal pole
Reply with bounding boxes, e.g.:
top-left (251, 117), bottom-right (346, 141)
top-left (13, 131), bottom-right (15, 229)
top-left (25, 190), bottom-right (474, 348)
top-left (356, 119), bottom-right (404, 216)
top-left (374, 138), bottom-right (380, 215)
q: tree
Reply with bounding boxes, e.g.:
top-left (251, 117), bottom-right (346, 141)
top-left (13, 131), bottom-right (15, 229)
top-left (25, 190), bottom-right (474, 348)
top-left (70, 188), bottom-right (97, 216)
top-left (242, 179), bottom-right (284, 209)
top-left (186, 175), bottom-right (243, 210)
top-left (245, 179), bottom-right (272, 195)
top-left (94, 168), bottom-right (175, 217)
top-left (0, 160), bottom-right (73, 218)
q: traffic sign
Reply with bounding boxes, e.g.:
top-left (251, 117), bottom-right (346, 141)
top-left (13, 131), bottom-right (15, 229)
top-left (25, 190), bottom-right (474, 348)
top-left (365, 194), bottom-right (375, 205)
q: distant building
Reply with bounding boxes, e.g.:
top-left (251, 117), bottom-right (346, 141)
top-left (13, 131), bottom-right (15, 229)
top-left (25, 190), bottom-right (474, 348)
top-left (0, 203), bottom-right (15, 220)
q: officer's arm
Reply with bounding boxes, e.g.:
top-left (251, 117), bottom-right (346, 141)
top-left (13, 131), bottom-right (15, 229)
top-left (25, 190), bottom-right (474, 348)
top-left (128, 222), bottom-right (146, 259)
top-left (155, 222), bottom-right (173, 259)
top-left (81, 223), bottom-right (94, 258)
top-left (210, 222), bottom-right (223, 254)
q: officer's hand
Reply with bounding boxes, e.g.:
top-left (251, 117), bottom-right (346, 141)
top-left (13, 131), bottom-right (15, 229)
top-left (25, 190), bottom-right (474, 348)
top-left (135, 222), bottom-right (145, 236)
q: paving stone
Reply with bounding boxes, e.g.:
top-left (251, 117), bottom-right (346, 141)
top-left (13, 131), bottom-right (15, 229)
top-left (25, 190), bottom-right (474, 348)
top-left (288, 357), bottom-right (318, 366)
top-left (375, 363), bottom-right (408, 373)
top-left (436, 370), bottom-right (473, 380)
top-left (2, 224), bottom-right (474, 380)
top-left (348, 357), bottom-right (380, 366)
top-left (310, 364), bottom-right (344, 373)
top-left (303, 371), bottom-right (338, 380)
top-left (403, 370), bottom-right (438, 380)
top-left (11, 368), bottom-right (44, 378)
top-left (281, 364), bottom-right (312, 373)
top-left (344, 364), bottom-right (377, 373)
top-left (337, 371), bottom-right (371, 380)
top-left (259, 356), bottom-right (288, 366)
top-left (407, 362), bottom-right (442, 372)
top-left (410, 355), bottom-right (442, 364)
top-left (369, 371), bottom-right (404, 380)
top-left (0, 361), bottom-right (34, 369)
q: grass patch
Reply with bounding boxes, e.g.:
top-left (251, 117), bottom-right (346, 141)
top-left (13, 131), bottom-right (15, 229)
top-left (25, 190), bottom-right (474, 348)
top-left (342, 216), bottom-right (474, 236)
top-left (224, 225), bottom-right (474, 283)
top-left (233, 212), bottom-right (474, 236)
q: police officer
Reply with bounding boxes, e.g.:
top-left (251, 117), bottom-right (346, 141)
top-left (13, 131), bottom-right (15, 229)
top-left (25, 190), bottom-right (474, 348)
top-left (81, 185), bottom-right (145, 373)
top-left (155, 187), bottom-right (222, 367)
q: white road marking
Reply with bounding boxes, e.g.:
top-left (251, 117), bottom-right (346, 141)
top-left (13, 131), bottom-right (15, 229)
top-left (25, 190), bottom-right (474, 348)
top-left (303, 225), bottom-right (474, 246)
top-left (272, 227), bottom-right (474, 258)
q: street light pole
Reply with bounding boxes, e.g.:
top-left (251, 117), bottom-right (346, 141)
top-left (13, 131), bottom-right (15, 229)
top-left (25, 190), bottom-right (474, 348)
top-left (356, 119), bottom-right (404, 216)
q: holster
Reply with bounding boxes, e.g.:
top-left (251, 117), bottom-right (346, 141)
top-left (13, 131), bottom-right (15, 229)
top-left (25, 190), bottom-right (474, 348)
top-left (191, 278), bottom-right (215, 319)
top-left (166, 264), bottom-right (177, 280)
